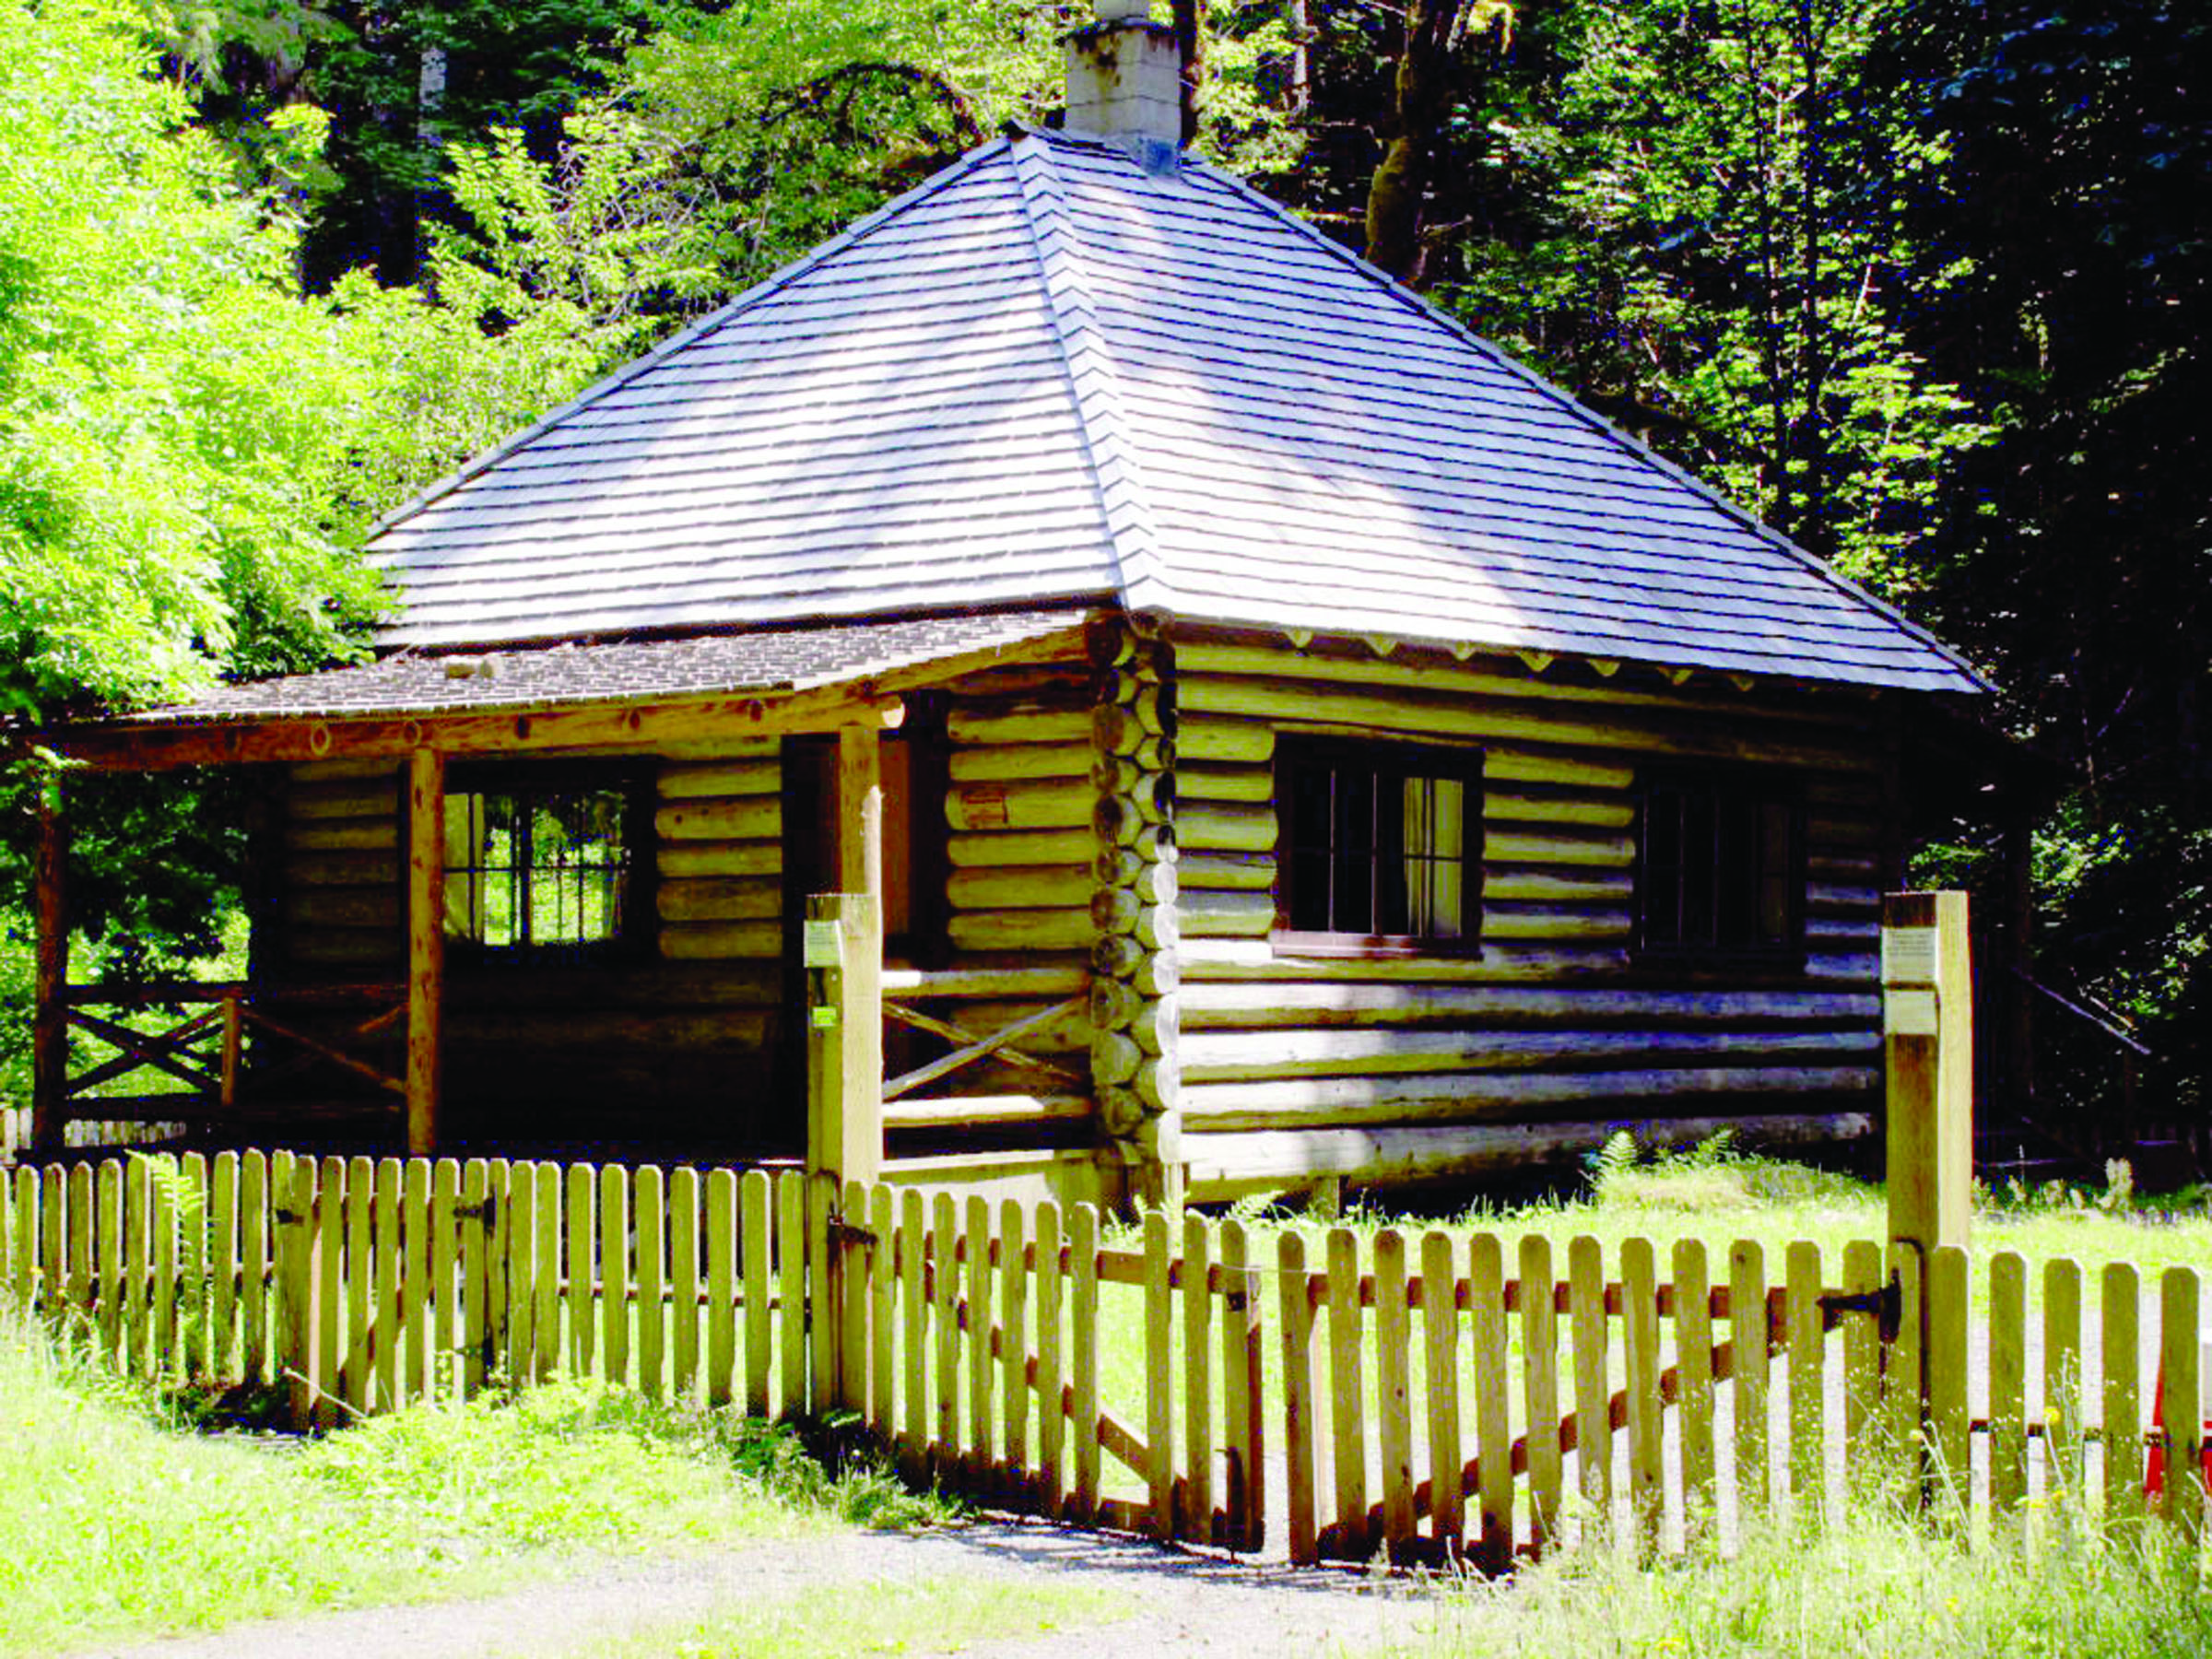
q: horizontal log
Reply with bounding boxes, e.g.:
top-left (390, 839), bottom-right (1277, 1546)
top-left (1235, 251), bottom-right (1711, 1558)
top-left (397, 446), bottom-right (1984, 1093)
top-left (949, 744), bottom-right (1092, 783)
top-left (659, 920), bottom-right (782, 959)
top-left (1182, 1112), bottom-right (1876, 1194)
top-left (1807, 814), bottom-right (1881, 849)
top-left (444, 960), bottom-right (783, 1008)
top-left (290, 888), bottom-right (401, 929)
top-left (287, 820), bottom-right (398, 853)
top-left (1172, 641), bottom-right (1875, 727)
top-left (446, 1009), bottom-right (773, 1048)
top-left (1180, 889), bottom-right (1277, 937)
top-left (880, 1093), bottom-right (1091, 1130)
top-left (289, 932), bottom-right (404, 967)
top-left (1479, 903), bottom-right (1631, 942)
top-left (1807, 883), bottom-right (1880, 916)
top-left (288, 782), bottom-right (399, 821)
top-left (1181, 1026), bottom-right (1880, 1083)
top-left (946, 778), bottom-right (1095, 832)
top-left (655, 759), bottom-right (781, 800)
top-left (1482, 748), bottom-right (1636, 789)
top-left (947, 707), bottom-right (1092, 746)
top-left (947, 829), bottom-right (1099, 868)
top-left (1177, 717), bottom-right (1275, 764)
top-left (655, 877), bottom-right (781, 924)
top-left (291, 758), bottom-right (401, 784)
top-left (1180, 852), bottom-right (1275, 891)
top-left (947, 911), bottom-right (1097, 953)
top-left (1484, 828), bottom-right (1632, 868)
top-left (1485, 791), bottom-right (1634, 830)
top-left (1179, 802), bottom-right (1275, 853)
top-left (1484, 870), bottom-right (1633, 903)
top-left (947, 865), bottom-right (1093, 911)
top-left (286, 853), bottom-right (399, 889)
top-left (1181, 674), bottom-right (1877, 771)
top-left (656, 797), bottom-right (782, 841)
top-left (1180, 983), bottom-right (1881, 1030)
top-left (880, 962), bottom-right (1088, 998)
top-left (1176, 937), bottom-right (1879, 989)
top-left (657, 841), bottom-right (782, 878)
top-left (1179, 765), bottom-right (1271, 804)
top-left (1181, 1065), bottom-right (1881, 1132)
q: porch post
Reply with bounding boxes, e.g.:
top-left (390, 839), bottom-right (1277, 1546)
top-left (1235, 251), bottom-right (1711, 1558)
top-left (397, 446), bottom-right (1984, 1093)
top-left (30, 775), bottom-right (68, 1156)
top-left (406, 748), bottom-right (446, 1156)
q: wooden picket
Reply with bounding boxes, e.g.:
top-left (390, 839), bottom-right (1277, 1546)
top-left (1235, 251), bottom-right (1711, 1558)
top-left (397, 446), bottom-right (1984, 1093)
top-left (9, 1147), bottom-right (2212, 1571)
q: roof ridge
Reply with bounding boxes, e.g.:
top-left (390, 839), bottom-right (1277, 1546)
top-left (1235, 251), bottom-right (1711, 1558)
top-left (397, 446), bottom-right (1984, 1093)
top-left (1178, 157), bottom-right (1990, 692)
top-left (1007, 133), bottom-right (1175, 618)
top-left (363, 136), bottom-right (1020, 554)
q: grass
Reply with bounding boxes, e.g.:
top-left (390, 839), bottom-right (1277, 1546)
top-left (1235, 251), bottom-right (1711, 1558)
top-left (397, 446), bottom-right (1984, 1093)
top-left (0, 1307), bottom-right (953, 1657)
top-left (1376, 1500), bottom-right (2212, 1659)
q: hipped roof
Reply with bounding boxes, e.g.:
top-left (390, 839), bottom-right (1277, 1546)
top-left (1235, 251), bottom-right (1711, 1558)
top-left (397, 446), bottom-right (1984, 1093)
top-left (361, 125), bottom-right (1979, 697)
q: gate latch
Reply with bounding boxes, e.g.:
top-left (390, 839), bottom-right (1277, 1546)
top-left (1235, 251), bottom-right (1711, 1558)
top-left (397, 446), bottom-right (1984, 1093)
top-left (1818, 1277), bottom-right (1901, 1343)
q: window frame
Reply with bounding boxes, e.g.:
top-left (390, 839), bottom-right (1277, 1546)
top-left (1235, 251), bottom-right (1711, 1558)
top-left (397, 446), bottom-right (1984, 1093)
top-left (1632, 767), bottom-right (1807, 968)
top-left (436, 759), bottom-right (654, 967)
top-left (1271, 735), bottom-right (1485, 959)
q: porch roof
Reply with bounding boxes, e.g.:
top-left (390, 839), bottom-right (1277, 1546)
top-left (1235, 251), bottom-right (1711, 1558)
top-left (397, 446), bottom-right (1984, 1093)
top-left (93, 609), bottom-right (1087, 726)
top-left (41, 609), bottom-right (1090, 770)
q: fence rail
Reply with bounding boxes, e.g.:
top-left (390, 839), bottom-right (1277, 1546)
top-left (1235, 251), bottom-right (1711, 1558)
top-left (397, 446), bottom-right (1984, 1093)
top-left (2, 1151), bottom-right (2206, 1564)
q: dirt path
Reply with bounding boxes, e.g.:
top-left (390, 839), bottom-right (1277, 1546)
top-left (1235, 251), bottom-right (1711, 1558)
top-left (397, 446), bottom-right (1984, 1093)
top-left (80, 1521), bottom-right (1435, 1659)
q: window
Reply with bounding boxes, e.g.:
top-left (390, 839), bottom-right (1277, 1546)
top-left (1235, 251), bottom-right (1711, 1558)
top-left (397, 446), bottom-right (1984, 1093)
top-left (1277, 739), bottom-right (1481, 952)
top-left (1637, 771), bottom-right (1802, 959)
top-left (442, 768), bottom-right (644, 958)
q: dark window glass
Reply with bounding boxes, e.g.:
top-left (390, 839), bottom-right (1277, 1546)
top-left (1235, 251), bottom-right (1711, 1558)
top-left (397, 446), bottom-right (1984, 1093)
top-left (1277, 740), bottom-right (1480, 949)
top-left (1639, 773), bottom-right (1801, 957)
top-left (443, 774), bottom-right (637, 957)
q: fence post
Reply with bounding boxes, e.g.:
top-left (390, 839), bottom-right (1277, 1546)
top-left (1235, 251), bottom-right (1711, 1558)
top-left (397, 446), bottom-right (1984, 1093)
top-left (1884, 890), bottom-right (1973, 1256)
top-left (804, 891), bottom-right (882, 1188)
top-left (1883, 889), bottom-right (1973, 1507)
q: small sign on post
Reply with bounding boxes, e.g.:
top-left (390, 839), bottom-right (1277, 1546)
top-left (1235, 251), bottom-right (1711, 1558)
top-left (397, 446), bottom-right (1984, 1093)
top-left (1883, 890), bottom-right (1973, 1256)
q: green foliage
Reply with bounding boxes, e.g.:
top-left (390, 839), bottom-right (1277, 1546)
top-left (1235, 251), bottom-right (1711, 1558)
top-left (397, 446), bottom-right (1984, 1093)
top-left (0, 0), bottom-right (382, 719)
top-left (1395, 1493), bottom-right (2212, 1658)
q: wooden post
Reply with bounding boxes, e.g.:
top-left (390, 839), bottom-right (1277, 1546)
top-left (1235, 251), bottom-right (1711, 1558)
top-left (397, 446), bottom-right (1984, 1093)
top-left (30, 776), bottom-right (67, 1156)
top-left (406, 748), bottom-right (446, 1156)
top-left (837, 724), bottom-right (883, 900)
top-left (1884, 890), bottom-right (1973, 1255)
top-left (804, 891), bottom-right (882, 1186)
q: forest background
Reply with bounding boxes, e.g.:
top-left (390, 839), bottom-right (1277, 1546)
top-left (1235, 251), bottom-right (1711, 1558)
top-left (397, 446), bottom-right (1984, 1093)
top-left (0, 0), bottom-right (2202, 1143)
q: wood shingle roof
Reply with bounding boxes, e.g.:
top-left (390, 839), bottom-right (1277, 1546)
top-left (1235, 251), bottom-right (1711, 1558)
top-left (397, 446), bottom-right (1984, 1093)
top-left (367, 127), bottom-right (1979, 696)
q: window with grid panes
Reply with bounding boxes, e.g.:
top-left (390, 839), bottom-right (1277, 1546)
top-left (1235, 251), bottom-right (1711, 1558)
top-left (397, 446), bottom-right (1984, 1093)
top-left (1636, 771), bottom-right (1803, 959)
top-left (1276, 738), bottom-right (1482, 954)
top-left (441, 768), bottom-right (643, 959)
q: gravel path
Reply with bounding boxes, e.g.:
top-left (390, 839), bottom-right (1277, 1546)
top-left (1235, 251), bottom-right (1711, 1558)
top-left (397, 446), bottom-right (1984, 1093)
top-left (78, 1521), bottom-right (1436, 1659)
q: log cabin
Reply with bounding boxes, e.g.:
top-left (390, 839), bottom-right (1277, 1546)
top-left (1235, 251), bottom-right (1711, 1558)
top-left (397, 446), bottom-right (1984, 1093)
top-left (25, 2), bottom-right (1993, 1206)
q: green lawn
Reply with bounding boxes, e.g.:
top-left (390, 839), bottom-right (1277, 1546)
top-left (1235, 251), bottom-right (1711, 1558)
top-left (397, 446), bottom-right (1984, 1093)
top-left (0, 1307), bottom-right (951, 1657)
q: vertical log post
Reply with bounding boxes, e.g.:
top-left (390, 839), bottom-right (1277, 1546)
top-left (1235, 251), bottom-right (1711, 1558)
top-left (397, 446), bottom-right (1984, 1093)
top-left (805, 891), bottom-right (881, 1187)
top-left (1884, 890), bottom-right (1973, 1255)
top-left (406, 748), bottom-right (446, 1157)
top-left (30, 774), bottom-right (68, 1157)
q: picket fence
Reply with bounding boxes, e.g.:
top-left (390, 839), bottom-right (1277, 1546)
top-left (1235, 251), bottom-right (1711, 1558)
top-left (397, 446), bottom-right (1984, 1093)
top-left (3, 1149), bottom-right (2206, 1565)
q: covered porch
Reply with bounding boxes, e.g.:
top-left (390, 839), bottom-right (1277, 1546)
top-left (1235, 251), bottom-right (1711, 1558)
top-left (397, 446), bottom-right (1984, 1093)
top-left (22, 612), bottom-right (1108, 1199)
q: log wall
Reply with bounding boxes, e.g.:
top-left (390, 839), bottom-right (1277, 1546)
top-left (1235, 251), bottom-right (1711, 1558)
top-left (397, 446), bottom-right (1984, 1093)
top-left (927, 663), bottom-right (1100, 1115)
top-left (1167, 638), bottom-right (1891, 1199)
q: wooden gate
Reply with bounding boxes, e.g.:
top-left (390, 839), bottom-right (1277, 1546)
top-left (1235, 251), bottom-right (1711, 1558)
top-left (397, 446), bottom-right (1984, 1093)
top-left (828, 1182), bottom-right (1265, 1549)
